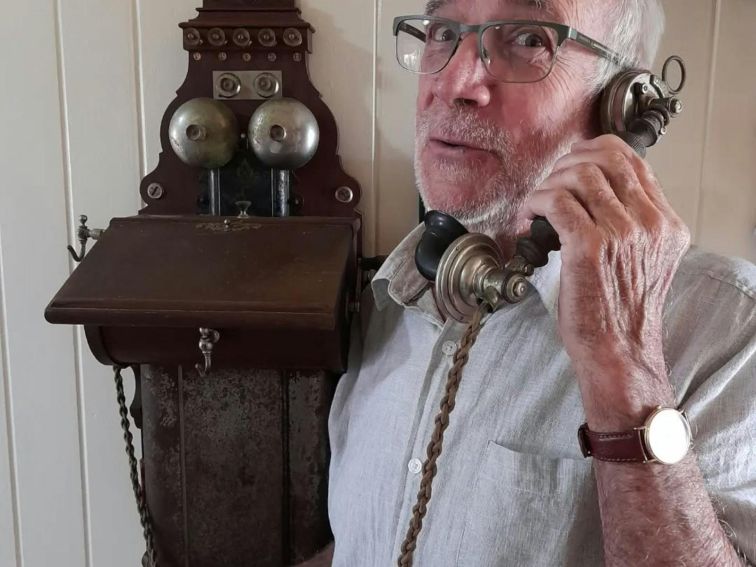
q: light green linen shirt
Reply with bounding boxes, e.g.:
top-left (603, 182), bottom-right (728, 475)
top-left (328, 225), bottom-right (756, 566)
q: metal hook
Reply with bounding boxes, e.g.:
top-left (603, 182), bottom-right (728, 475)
top-left (67, 214), bottom-right (103, 263)
top-left (195, 328), bottom-right (220, 377)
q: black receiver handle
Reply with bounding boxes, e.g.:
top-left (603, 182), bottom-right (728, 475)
top-left (415, 210), bottom-right (468, 281)
top-left (516, 216), bottom-right (560, 268)
top-left (619, 108), bottom-right (669, 158)
top-left (517, 112), bottom-right (663, 267)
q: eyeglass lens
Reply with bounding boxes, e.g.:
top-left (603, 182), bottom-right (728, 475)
top-left (396, 19), bottom-right (559, 83)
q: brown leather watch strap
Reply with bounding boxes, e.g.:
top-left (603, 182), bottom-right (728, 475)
top-left (577, 423), bottom-right (649, 463)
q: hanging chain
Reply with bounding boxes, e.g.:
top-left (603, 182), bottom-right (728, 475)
top-left (397, 302), bottom-right (491, 567)
top-left (113, 366), bottom-right (158, 567)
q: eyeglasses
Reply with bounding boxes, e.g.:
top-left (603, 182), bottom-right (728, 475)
top-left (393, 15), bottom-right (622, 83)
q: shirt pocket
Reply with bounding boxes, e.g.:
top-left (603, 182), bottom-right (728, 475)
top-left (456, 440), bottom-right (603, 567)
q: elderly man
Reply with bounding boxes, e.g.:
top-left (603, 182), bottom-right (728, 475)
top-left (306, 0), bottom-right (756, 565)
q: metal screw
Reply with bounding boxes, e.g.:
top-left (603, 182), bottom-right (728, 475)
top-left (293, 52), bottom-right (302, 62)
top-left (185, 28), bottom-right (201, 47)
top-left (233, 28), bottom-right (250, 47)
top-left (218, 52), bottom-right (227, 61)
top-left (284, 28), bottom-right (303, 47)
top-left (186, 124), bottom-right (206, 141)
top-left (218, 74), bottom-right (240, 96)
top-left (259, 29), bottom-right (276, 47)
top-left (671, 98), bottom-right (683, 114)
top-left (208, 28), bottom-right (226, 46)
top-left (641, 83), bottom-right (650, 94)
top-left (243, 53), bottom-right (251, 62)
top-left (270, 124), bottom-right (286, 142)
top-left (146, 183), bottom-right (164, 200)
top-left (193, 52), bottom-right (202, 61)
top-left (267, 52), bottom-right (277, 62)
top-left (513, 280), bottom-right (528, 298)
top-left (335, 187), bottom-right (354, 204)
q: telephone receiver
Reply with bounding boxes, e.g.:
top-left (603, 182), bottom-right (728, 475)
top-left (415, 56), bottom-right (687, 322)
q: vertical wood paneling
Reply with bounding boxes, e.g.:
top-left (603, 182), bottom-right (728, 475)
top-left (699, 0), bottom-right (756, 262)
top-left (0, 2), bottom-right (754, 567)
top-left (0, 0), bottom-right (87, 564)
top-left (56, 0), bottom-right (146, 563)
top-left (375, 0), bottom-right (426, 254)
top-left (301, 0), bottom-right (378, 254)
top-left (648, 0), bottom-right (717, 243)
top-left (0, 229), bottom-right (20, 567)
top-left (138, 0), bottom-right (197, 175)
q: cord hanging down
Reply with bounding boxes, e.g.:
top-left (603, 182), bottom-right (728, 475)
top-left (114, 366), bottom-right (158, 567)
top-left (397, 302), bottom-right (491, 567)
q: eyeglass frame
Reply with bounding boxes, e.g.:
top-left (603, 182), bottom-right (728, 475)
top-left (392, 15), bottom-right (623, 84)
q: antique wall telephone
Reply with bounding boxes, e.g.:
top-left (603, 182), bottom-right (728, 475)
top-left (398, 56), bottom-right (687, 564)
top-left (46, 1), bottom-right (362, 565)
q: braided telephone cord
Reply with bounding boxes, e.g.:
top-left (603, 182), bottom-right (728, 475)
top-left (397, 302), bottom-right (491, 567)
top-left (114, 366), bottom-right (158, 567)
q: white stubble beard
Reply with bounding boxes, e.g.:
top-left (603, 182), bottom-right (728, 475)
top-left (414, 106), bottom-right (577, 244)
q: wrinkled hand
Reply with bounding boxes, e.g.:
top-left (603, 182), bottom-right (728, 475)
top-left (522, 135), bottom-right (691, 430)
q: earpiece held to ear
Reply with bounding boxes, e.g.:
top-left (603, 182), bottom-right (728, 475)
top-left (415, 56), bottom-right (687, 322)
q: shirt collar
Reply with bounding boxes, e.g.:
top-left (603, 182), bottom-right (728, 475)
top-left (371, 224), bottom-right (429, 312)
top-left (371, 224), bottom-right (562, 320)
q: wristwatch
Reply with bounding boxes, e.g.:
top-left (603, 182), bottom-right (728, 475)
top-left (578, 406), bottom-right (692, 465)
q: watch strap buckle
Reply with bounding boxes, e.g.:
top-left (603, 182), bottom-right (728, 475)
top-left (577, 423), bottom-right (592, 458)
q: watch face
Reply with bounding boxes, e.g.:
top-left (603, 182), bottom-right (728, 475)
top-left (644, 408), bottom-right (692, 464)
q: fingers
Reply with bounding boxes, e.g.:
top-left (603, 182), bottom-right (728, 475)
top-left (520, 188), bottom-right (592, 247)
top-left (521, 134), bottom-right (676, 245)
top-left (550, 149), bottom-right (648, 211)
top-left (539, 162), bottom-right (633, 227)
top-left (571, 134), bottom-right (672, 213)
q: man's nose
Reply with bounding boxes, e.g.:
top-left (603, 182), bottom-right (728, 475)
top-left (431, 33), bottom-right (492, 108)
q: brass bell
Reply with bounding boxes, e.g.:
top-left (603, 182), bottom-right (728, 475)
top-left (249, 98), bottom-right (320, 217)
top-left (169, 98), bottom-right (240, 169)
top-left (248, 98), bottom-right (319, 170)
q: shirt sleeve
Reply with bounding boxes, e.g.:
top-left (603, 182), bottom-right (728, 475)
top-left (671, 261), bottom-right (756, 563)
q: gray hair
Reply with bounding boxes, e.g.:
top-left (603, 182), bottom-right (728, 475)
top-left (591, 0), bottom-right (666, 93)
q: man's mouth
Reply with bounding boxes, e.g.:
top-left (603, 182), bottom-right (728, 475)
top-left (431, 137), bottom-right (480, 150)
top-left (427, 136), bottom-right (496, 159)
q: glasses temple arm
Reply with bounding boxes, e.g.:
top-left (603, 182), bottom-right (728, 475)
top-left (396, 21), bottom-right (427, 43)
top-left (570, 29), bottom-right (624, 66)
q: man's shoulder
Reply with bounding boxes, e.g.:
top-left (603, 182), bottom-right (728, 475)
top-left (665, 247), bottom-right (755, 369)
top-left (674, 246), bottom-right (755, 302)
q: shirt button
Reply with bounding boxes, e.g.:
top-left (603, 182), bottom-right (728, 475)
top-left (442, 341), bottom-right (457, 356)
top-left (408, 458), bottom-right (423, 475)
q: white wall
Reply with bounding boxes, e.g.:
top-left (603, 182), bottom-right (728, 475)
top-left (0, 1), bottom-right (754, 566)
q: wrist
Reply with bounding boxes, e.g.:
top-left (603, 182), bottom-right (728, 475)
top-left (576, 359), bottom-right (676, 431)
